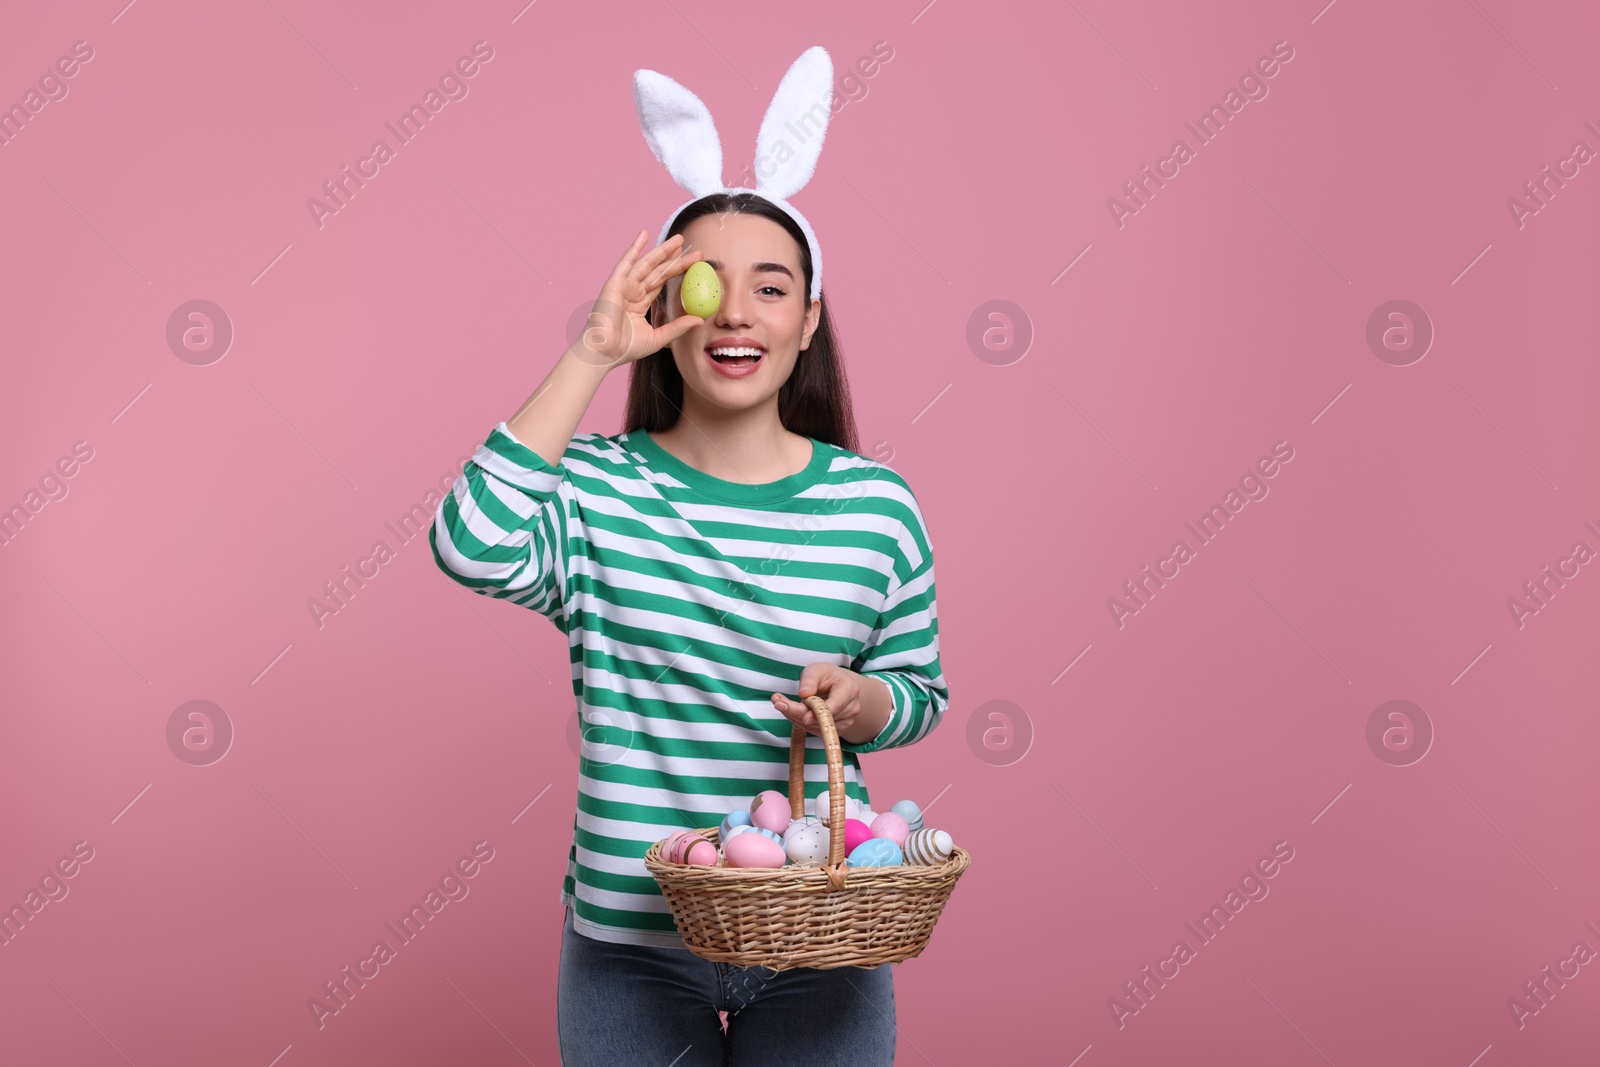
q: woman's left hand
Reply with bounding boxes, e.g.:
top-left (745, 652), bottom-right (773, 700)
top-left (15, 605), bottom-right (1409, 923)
top-left (771, 662), bottom-right (864, 738)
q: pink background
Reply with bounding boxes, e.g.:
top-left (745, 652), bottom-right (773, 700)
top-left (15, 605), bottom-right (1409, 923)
top-left (3, 0), bottom-right (1597, 1063)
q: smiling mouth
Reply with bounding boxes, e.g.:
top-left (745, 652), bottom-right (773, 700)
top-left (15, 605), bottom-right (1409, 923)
top-left (707, 346), bottom-right (765, 367)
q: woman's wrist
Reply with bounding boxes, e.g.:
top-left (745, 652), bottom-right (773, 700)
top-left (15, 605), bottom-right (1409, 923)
top-left (838, 673), bottom-right (892, 745)
top-left (562, 339), bottom-right (623, 378)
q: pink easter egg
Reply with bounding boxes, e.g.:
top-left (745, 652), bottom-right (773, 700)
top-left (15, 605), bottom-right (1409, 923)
top-left (659, 830), bottom-right (688, 858)
top-left (669, 832), bottom-right (712, 865)
top-left (685, 840), bottom-right (719, 866)
top-left (724, 829), bottom-right (787, 868)
top-left (749, 790), bottom-right (791, 834)
top-left (842, 818), bottom-right (874, 854)
top-left (869, 811), bottom-right (909, 846)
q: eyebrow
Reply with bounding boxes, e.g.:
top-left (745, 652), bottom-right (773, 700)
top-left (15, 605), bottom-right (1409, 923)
top-left (702, 258), bottom-right (795, 282)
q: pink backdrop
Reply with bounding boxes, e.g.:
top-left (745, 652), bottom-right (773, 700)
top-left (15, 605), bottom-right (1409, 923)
top-left (3, 1), bottom-right (1597, 1063)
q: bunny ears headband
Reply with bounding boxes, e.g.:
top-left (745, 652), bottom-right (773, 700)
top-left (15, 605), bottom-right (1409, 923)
top-left (633, 46), bottom-right (834, 302)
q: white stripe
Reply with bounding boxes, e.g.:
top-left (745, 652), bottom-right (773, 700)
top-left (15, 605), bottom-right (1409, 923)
top-left (567, 881), bottom-right (675, 915)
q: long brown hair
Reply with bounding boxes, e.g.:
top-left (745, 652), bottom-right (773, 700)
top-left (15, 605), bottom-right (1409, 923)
top-left (623, 192), bottom-right (860, 454)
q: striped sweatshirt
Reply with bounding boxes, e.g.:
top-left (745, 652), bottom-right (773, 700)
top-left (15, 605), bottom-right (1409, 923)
top-left (429, 421), bottom-right (948, 948)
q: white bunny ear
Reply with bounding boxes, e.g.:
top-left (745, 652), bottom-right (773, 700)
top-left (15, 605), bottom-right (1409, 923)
top-left (633, 68), bottom-right (724, 197)
top-left (753, 46), bottom-right (834, 203)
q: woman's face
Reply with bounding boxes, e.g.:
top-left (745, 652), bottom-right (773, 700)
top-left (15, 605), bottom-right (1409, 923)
top-left (661, 212), bottom-right (820, 414)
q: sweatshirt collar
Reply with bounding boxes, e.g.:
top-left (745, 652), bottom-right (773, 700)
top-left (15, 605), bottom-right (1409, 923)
top-left (626, 428), bottom-right (832, 505)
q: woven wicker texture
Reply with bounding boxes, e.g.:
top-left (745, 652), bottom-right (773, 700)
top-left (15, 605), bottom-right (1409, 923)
top-left (644, 694), bottom-right (970, 971)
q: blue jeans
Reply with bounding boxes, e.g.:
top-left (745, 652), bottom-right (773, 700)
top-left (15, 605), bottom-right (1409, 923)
top-left (556, 904), bottom-right (897, 1065)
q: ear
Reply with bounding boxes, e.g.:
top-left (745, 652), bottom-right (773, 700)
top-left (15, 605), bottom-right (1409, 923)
top-left (633, 68), bottom-right (724, 196)
top-left (800, 297), bottom-right (821, 351)
top-left (753, 46), bottom-right (834, 203)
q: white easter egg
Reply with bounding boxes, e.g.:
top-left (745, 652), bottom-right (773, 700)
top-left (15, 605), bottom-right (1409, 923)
top-left (811, 794), bottom-right (867, 827)
top-left (784, 823), bottom-right (831, 865)
top-left (903, 827), bottom-right (954, 865)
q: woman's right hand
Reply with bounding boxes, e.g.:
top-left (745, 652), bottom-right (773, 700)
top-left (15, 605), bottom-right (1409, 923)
top-left (573, 229), bottom-right (706, 370)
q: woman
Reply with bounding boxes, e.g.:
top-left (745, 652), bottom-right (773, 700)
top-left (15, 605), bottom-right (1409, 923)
top-left (429, 191), bottom-right (948, 1065)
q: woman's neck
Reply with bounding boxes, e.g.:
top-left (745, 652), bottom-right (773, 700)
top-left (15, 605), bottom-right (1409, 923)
top-left (649, 405), bottom-right (811, 484)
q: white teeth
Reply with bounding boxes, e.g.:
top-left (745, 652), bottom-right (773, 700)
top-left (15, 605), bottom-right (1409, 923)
top-left (709, 346), bottom-right (764, 358)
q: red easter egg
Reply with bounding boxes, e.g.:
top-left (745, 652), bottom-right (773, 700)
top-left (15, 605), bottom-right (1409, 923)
top-left (843, 818), bottom-right (873, 854)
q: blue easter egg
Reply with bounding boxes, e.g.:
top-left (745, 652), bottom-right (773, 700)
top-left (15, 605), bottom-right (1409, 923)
top-left (846, 837), bottom-right (903, 867)
top-left (890, 800), bottom-right (925, 833)
top-left (720, 808), bottom-right (752, 841)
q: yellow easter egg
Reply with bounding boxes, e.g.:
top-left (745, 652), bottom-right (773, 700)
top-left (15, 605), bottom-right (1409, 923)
top-left (680, 260), bottom-right (721, 319)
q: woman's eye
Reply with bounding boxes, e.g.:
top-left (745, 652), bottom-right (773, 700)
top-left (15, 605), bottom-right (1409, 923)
top-left (760, 286), bottom-right (787, 297)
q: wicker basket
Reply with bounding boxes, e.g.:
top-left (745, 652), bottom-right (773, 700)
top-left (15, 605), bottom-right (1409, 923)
top-left (643, 694), bottom-right (970, 971)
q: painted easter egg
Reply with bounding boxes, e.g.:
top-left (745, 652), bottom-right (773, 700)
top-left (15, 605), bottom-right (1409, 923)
top-left (847, 837), bottom-right (903, 867)
top-left (890, 799), bottom-right (925, 833)
top-left (668, 832), bottom-right (706, 864)
top-left (665, 831), bottom-right (710, 870)
top-left (785, 815), bottom-right (823, 848)
top-left (784, 822), bottom-right (830, 865)
top-left (842, 818), bottom-right (874, 855)
top-left (869, 811), bottom-right (910, 846)
top-left (664, 833), bottom-right (690, 863)
top-left (680, 260), bottom-right (721, 319)
top-left (750, 790), bottom-right (790, 834)
top-left (660, 829), bottom-right (688, 858)
top-left (903, 828), bottom-right (955, 866)
top-left (724, 828), bottom-right (787, 868)
top-left (660, 829), bottom-right (700, 859)
top-left (720, 808), bottom-right (752, 842)
top-left (719, 824), bottom-right (778, 857)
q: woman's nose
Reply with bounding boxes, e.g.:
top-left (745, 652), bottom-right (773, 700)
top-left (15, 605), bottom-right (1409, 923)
top-left (715, 285), bottom-right (748, 325)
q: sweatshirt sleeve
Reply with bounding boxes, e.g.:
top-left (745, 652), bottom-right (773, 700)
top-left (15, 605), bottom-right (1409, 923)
top-left (839, 487), bottom-right (948, 755)
top-left (428, 421), bottom-right (578, 631)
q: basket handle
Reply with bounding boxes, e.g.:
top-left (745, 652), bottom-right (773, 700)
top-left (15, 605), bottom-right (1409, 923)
top-left (787, 694), bottom-right (851, 890)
